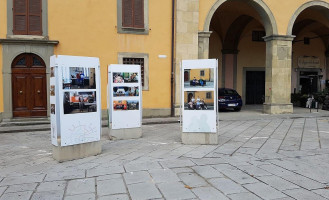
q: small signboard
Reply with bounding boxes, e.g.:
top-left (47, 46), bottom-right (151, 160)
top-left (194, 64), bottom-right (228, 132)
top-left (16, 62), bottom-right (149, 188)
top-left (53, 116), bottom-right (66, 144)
top-left (108, 64), bottom-right (142, 130)
top-left (181, 59), bottom-right (218, 133)
top-left (298, 56), bottom-right (320, 68)
top-left (50, 55), bottom-right (101, 147)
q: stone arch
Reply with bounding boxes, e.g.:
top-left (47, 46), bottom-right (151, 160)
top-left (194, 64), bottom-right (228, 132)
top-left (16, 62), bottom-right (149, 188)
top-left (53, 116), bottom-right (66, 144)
top-left (203, 0), bottom-right (278, 35)
top-left (287, 1), bottom-right (329, 35)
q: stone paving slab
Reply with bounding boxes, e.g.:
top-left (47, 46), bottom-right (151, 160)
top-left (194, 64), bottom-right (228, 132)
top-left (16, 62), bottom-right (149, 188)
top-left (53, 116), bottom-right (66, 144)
top-left (1, 116), bottom-right (329, 199)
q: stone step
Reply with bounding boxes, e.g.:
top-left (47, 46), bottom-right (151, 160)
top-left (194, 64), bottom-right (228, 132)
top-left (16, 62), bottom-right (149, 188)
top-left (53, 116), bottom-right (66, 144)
top-left (0, 120), bottom-right (109, 134)
top-left (0, 117), bottom-right (179, 134)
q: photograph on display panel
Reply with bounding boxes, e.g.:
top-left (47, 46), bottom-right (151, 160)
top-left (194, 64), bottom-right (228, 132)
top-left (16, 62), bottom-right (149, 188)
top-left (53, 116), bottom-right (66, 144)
top-left (184, 91), bottom-right (214, 110)
top-left (51, 104), bottom-right (55, 114)
top-left (184, 68), bottom-right (215, 89)
top-left (113, 86), bottom-right (139, 97)
top-left (51, 67), bottom-right (55, 77)
top-left (62, 67), bottom-right (96, 89)
top-left (63, 91), bottom-right (97, 114)
top-left (113, 72), bottom-right (138, 83)
top-left (113, 100), bottom-right (139, 111)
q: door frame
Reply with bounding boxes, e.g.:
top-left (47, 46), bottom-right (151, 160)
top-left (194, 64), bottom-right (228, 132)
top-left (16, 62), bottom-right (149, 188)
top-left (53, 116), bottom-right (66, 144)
top-left (11, 53), bottom-right (47, 117)
top-left (296, 68), bottom-right (321, 94)
top-left (243, 67), bottom-right (265, 105)
top-left (1, 43), bottom-right (55, 120)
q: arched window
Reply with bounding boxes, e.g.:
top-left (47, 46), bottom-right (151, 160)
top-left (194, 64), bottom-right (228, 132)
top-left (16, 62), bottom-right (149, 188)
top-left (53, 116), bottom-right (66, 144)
top-left (13, 0), bottom-right (42, 35)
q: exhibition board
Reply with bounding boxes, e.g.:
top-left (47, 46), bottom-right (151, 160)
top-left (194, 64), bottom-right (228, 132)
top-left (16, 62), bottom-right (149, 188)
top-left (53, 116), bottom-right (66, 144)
top-left (181, 59), bottom-right (218, 133)
top-left (50, 55), bottom-right (101, 147)
top-left (108, 64), bottom-right (142, 130)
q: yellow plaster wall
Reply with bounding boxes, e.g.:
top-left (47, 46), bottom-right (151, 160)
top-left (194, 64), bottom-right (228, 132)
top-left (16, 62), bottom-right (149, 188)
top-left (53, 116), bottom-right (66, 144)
top-left (189, 69), bottom-right (210, 80)
top-left (48, 0), bottom-right (172, 110)
top-left (0, 0), bottom-right (6, 112)
top-left (199, 0), bottom-right (329, 35)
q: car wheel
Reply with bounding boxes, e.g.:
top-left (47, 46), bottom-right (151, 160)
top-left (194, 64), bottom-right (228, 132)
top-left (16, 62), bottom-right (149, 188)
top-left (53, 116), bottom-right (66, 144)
top-left (234, 107), bottom-right (241, 111)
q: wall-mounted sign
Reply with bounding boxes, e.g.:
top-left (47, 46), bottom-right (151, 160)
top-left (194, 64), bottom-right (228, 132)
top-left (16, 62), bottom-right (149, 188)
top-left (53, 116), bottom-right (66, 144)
top-left (298, 56), bottom-right (320, 68)
top-left (50, 55), bottom-right (101, 147)
top-left (181, 59), bottom-right (218, 133)
top-left (108, 64), bottom-right (142, 130)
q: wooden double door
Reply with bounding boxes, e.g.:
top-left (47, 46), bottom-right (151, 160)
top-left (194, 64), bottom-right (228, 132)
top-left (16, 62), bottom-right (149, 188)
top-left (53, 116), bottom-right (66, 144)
top-left (12, 53), bottom-right (47, 117)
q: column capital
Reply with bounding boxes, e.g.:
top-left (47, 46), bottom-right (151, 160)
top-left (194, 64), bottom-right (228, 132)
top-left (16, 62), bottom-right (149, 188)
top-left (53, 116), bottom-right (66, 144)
top-left (222, 49), bottom-right (239, 54)
top-left (263, 35), bottom-right (295, 42)
top-left (198, 31), bottom-right (212, 38)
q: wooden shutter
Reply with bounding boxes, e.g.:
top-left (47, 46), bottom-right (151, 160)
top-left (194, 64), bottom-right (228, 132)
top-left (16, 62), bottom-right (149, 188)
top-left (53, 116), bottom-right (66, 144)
top-left (122, 0), bottom-right (133, 27)
top-left (133, 0), bottom-right (144, 28)
top-left (28, 0), bottom-right (42, 35)
top-left (13, 0), bottom-right (28, 35)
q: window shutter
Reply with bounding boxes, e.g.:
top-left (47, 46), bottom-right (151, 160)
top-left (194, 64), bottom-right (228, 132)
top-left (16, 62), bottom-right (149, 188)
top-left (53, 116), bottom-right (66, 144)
top-left (13, 0), bottom-right (28, 35)
top-left (28, 0), bottom-right (42, 35)
top-left (133, 0), bottom-right (144, 28)
top-left (122, 0), bottom-right (133, 27)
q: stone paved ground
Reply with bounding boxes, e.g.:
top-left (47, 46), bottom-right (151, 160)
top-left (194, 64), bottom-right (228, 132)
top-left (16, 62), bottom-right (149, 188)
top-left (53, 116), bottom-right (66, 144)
top-left (1, 114), bottom-right (329, 199)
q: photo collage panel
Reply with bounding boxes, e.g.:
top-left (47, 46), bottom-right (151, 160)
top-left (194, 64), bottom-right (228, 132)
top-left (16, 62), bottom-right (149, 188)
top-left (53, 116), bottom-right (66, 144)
top-left (63, 91), bottom-right (97, 114)
top-left (184, 68), bottom-right (215, 89)
top-left (113, 100), bottom-right (139, 111)
top-left (62, 67), bottom-right (96, 89)
top-left (113, 72), bottom-right (139, 83)
top-left (184, 91), bottom-right (214, 110)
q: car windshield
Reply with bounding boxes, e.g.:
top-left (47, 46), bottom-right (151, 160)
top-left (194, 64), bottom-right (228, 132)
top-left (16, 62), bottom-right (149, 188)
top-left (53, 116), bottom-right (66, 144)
top-left (219, 89), bottom-right (237, 95)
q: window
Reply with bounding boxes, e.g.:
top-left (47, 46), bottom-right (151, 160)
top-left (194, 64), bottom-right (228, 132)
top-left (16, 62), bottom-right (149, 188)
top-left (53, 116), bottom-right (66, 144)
top-left (118, 52), bottom-right (149, 90)
top-left (252, 31), bottom-right (265, 42)
top-left (123, 57), bottom-right (145, 86)
top-left (206, 92), bottom-right (212, 99)
top-left (117, 0), bottom-right (149, 34)
top-left (200, 70), bottom-right (205, 76)
top-left (122, 0), bottom-right (144, 28)
top-left (13, 0), bottom-right (42, 35)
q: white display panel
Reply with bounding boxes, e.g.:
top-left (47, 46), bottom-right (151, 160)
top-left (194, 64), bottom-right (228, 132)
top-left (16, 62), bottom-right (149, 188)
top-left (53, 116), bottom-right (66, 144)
top-left (182, 59), bottom-right (218, 133)
top-left (50, 55), bottom-right (101, 147)
top-left (108, 64), bottom-right (142, 130)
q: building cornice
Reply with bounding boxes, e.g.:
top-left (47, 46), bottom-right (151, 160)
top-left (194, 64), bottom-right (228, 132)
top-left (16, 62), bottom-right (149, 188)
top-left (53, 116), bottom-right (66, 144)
top-left (0, 38), bottom-right (59, 45)
top-left (263, 35), bottom-right (295, 42)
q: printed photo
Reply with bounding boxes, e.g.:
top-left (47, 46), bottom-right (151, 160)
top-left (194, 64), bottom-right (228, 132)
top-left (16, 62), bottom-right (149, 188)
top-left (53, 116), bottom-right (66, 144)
top-left (184, 68), bottom-right (215, 89)
top-left (113, 72), bottom-right (138, 83)
top-left (63, 91), bottom-right (97, 114)
top-left (62, 67), bottom-right (96, 89)
top-left (50, 67), bottom-right (55, 77)
top-left (113, 100), bottom-right (139, 111)
top-left (184, 91), bottom-right (214, 110)
top-left (51, 104), bottom-right (55, 114)
top-left (50, 85), bottom-right (55, 96)
top-left (113, 86), bottom-right (139, 97)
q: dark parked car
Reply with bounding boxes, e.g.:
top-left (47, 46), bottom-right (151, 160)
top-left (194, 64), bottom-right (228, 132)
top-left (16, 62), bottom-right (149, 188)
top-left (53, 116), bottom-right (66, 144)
top-left (218, 88), bottom-right (243, 111)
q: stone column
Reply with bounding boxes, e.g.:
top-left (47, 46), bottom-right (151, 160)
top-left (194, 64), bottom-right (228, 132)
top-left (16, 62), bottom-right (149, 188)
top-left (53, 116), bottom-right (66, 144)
top-left (222, 49), bottom-right (238, 89)
top-left (263, 35), bottom-right (295, 114)
top-left (325, 50), bottom-right (329, 82)
top-left (198, 31), bottom-right (212, 59)
top-left (174, 0), bottom-right (199, 116)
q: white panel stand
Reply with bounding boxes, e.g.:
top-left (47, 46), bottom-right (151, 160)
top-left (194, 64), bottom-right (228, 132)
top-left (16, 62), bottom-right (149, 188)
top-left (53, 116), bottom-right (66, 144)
top-left (50, 55), bottom-right (102, 162)
top-left (108, 65), bottom-right (142, 140)
top-left (181, 59), bottom-right (219, 145)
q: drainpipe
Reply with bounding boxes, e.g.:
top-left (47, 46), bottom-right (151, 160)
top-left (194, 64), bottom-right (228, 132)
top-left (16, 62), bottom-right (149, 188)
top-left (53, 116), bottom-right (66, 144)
top-left (170, 0), bottom-right (175, 117)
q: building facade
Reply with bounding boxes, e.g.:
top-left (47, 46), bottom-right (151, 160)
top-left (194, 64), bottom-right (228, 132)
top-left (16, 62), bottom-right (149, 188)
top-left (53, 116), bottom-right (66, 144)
top-left (1, 0), bottom-right (329, 121)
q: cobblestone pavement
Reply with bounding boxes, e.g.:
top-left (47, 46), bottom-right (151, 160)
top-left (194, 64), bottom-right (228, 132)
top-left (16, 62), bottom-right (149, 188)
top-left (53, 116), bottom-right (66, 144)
top-left (1, 116), bottom-right (329, 199)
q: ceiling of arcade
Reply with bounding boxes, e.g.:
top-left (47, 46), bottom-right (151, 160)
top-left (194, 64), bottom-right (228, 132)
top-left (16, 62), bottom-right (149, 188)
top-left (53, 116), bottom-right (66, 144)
top-left (292, 6), bottom-right (329, 49)
top-left (209, 0), bottom-right (265, 50)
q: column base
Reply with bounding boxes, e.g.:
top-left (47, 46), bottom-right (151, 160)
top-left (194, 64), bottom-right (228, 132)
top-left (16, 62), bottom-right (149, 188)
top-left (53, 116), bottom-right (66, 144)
top-left (263, 103), bottom-right (293, 114)
top-left (109, 127), bottom-right (142, 140)
top-left (182, 132), bottom-right (218, 145)
top-left (52, 141), bottom-right (102, 162)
